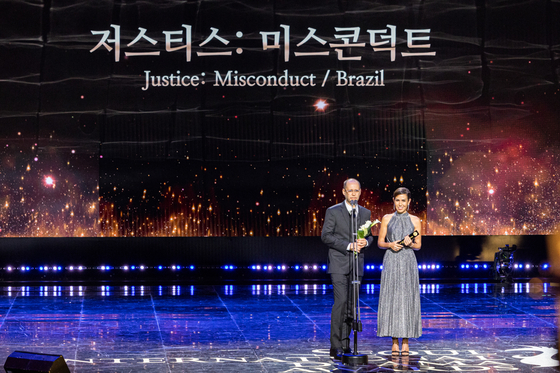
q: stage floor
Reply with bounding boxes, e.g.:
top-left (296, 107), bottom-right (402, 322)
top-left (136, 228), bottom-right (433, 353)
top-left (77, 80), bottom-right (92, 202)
top-left (0, 281), bottom-right (556, 372)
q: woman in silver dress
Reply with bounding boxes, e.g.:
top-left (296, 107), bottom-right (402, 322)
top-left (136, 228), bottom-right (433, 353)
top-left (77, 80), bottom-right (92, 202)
top-left (377, 187), bottom-right (422, 356)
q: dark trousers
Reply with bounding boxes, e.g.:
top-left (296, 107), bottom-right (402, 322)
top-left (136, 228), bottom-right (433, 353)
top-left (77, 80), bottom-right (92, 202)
top-left (330, 272), bottom-right (362, 349)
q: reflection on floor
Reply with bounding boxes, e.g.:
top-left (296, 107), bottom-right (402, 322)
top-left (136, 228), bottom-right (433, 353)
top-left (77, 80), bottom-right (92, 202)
top-left (0, 281), bottom-right (556, 372)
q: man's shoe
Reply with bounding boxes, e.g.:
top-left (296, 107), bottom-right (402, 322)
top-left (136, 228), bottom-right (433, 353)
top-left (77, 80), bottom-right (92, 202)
top-left (330, 348), bottom-right (344, 360)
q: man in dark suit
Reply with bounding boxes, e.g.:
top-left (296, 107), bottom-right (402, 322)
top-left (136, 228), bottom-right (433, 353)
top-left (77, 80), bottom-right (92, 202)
top-left (321, 178), bottom-right (373, 359)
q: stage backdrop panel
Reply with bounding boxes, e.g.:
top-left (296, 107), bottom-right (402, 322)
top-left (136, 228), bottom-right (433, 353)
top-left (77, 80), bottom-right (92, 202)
top-left (0, 0), bottom-right (558, 238)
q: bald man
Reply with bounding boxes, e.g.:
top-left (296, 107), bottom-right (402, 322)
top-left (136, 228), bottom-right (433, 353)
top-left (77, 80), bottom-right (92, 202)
top-left (321, 178), bottom-right (373, 359)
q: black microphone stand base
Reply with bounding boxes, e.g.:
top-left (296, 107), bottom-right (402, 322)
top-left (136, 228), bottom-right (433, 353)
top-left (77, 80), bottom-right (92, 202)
top-left (341, 353), bottom-right (368, 366)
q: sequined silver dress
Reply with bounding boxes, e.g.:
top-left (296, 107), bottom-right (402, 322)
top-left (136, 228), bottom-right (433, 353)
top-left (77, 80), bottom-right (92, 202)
top-left (377, 212), bottom-right (422, 338)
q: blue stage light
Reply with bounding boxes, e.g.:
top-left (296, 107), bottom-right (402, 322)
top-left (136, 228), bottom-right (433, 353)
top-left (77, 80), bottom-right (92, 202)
top-left (483, 264), bottom-right (488, 269)
top-left (543, 263), bottom-right (549, 269)
top-left (294, 265), bottom-right (300, 270)
top-left (251, 265), bottom-right (256, 270)
top-left (57, 266), bottom-right (62, 271)
top-left (466, 264), bottom-right (470, 269)
top-left (26, 267), bottom-right (30, 271)
top-left (131, 265), bottom-right (136, 270)
top-left (474, 264), bottom-right (479, 269)
top-left (380, 265), bottom-right (383, 270)
top-left (263, 265), bottom-right (268, 270)
top-left (39, 267), bottom-right (44, 271)
top-left (189, 265), bottom-right (194, 270)
top-left (418, 265), bottom-right (421, 269)
top-left (436, 265), bottom-right (440, 269)
top-left (461, 264), bottom-right (465, 269)
top-left (158, 266), bottom-right (163, 270)
top-left (366, 265), bottom-right (370, 270)
top-left (177, 265), bottom-right (181, 270)
top-left (277, 265), bottom-right (281, 270)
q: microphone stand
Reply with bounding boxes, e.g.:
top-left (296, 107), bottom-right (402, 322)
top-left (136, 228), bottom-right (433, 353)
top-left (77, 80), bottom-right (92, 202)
top-left (341, 202), bottom-right (368, 366)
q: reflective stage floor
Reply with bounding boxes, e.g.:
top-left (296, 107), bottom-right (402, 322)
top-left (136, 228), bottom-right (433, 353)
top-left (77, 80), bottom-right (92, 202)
top-left (0, 281), bottom-right (556, 372)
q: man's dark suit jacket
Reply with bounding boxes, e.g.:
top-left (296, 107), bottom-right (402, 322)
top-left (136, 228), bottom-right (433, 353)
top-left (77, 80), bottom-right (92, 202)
top-left (321, 202), bottom-right (374, 276)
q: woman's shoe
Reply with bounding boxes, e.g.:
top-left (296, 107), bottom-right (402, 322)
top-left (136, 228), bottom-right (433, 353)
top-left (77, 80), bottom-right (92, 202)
top-left (401, 344), bottom-right (409, 356)
top-left (391, 340), bottom-right (400, 356)
top-left (391, 338), bottom-right (401, 356)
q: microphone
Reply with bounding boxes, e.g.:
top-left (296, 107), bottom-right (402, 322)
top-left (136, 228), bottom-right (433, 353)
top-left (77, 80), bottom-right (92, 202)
top-left (350, 199), bottom-right (358, 206)
top-left (397, 230), bottom-right (419, 245)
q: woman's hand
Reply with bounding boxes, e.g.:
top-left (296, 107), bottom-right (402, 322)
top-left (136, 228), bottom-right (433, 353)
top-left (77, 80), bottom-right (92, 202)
top-left (389, 241), bottom-right (404, 252)
top-left (402, 235), bottom-right (413, 247)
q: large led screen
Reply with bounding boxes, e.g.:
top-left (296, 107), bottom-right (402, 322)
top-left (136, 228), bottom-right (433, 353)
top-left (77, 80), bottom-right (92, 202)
top-left (0, 0), bottom-right (558, 237)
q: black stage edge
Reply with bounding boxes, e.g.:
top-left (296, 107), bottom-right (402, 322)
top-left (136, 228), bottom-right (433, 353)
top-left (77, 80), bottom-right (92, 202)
top-left (0, 236), bottom-right (551, 282)
top-left (0, 235), bottom-right (548, 264)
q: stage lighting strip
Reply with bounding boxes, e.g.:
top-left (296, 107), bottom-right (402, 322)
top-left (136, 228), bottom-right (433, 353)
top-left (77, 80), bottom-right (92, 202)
top-left (0, 263), bottom-right (548, 272)
top-left (1, 283), bottom-right (550, 298)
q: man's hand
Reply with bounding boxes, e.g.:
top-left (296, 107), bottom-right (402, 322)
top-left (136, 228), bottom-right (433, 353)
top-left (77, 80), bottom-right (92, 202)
top-left (350, 238), bottom-right (368, 253)
top-left (357, 238), bottom-right (367, 249)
